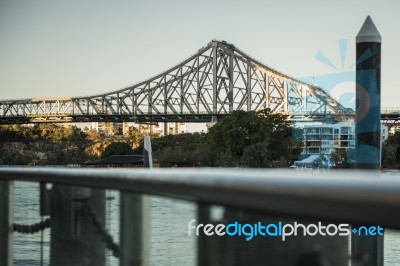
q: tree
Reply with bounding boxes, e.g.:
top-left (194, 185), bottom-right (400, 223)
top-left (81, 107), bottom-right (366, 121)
top-left (101, 142), bottom-right (133, 159)
top-left (206, 109), bottom-right (296, 167)
top-left (331, 148), bottom-right (355, 169)
top-left (134, 132), bottom-right (211, 166)
top-left (125, 126), bottom-right (142, 148)
top-left (0, 124), bottom-right (96, 165)
top-left (382, 132), bottom-right (400, 169)
top-left (241, 142), bottom-right (271, 167)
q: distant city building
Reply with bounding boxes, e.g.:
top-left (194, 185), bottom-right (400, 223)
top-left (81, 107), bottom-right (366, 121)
top-left (91, 122), bottom-right (122, 135)
top-left (137, 123), bottom-right (163, 136)
top-left (303, 123), bottom-right (355, 155)
top-left (301, 122), bottom-right (388, 156)
top-left (166, 122), bottom-right (187, 135)
top-left (60, 124), bottom-right (73, 129)
top-left (294, 122), bottom-right (388, 169)
top-left (136, 122), bottom-right (187, 136)
top-left (90, 122), bottom-right (188, 136)
top-left (122, 122), bottom-right (131, 135)
top-left (389, 125), bottom-right (400, 135)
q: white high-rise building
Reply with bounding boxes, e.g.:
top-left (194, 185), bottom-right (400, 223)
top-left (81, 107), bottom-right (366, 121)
top-left (301, 122), bottom-right (388, 155)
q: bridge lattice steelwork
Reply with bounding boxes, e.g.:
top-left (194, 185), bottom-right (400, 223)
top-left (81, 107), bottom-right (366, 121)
top-left (0, 40), bottom-right (353, 124)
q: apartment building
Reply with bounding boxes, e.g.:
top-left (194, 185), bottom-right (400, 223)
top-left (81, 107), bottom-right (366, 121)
top-left (138, 122), bottom-right (187, 136)
top-left (302, 123), bottom-right (388, 155)
top-left (166, 122), bottom-right (187, 135)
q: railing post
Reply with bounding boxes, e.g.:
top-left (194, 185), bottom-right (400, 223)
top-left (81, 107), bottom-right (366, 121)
top-left (120, 194), bottom-right (149, 266)
top-left (197, 203), bottom-right (211, 266)
top-left (120, 136), bottom-right (151, 266)
top-left (143, 136), bottom-right (153, 168)
top-left (0, 181), bottom-right (13, 266)
top-left (50, 186), bottom-right (106, 266)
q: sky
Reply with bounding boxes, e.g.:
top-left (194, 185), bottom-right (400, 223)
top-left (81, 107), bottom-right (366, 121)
top-left (0, 0), bottom-right (399, 110)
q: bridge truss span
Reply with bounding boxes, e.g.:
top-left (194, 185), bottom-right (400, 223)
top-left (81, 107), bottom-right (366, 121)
top-left (0, 40), bottom-right (352, 124)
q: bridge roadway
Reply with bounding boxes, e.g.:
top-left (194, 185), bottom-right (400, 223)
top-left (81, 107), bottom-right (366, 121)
top-left (291, 108), bottom-right (400, 126)
top-left (0, 108), bottom-right (399, 126)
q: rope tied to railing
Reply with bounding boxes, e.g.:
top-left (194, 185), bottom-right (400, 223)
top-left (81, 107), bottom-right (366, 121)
top-left (81, 202), bottom-right (120, 258)
top-left (12, 218), bottom-right (50, 234)
top-left (12, 202), bottom-right (120, 258)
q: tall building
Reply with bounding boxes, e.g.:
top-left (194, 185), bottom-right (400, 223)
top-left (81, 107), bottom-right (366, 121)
top-left (122, 122), bottom-right (131, 135)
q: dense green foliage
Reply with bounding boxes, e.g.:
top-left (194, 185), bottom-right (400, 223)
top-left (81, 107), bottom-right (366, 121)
top-left (206, 110), bottom-right (301, 167)
top-left (134, 110), bottom-right (302, 167)
top-left (331, 148), bottom-right (355, 168)
top-left (101, 142), bottom-right (133, 158)
top-left (134, 132), bottom-right (210, 166)
top-left (0, 124), bottom-right (94, 165)
top-left (382, 132), bottom-right (400, 169)
top-left (1, 110), bottom-right (302, 167)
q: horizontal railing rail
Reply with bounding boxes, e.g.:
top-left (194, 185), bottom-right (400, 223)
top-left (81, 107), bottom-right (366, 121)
top-left (0, 167), bottom-right (400, 228)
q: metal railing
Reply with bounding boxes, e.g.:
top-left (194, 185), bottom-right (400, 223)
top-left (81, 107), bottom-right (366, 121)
top-left (1, 167), bottom-right (400, 266)
top-left (1, 167), bottom-right (400, 228)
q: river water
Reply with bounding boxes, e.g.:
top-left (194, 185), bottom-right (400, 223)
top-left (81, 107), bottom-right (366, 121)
top-left (11, 181), bottom-right (400, 265)
top-left (12, 182), bottom-right (197, 266)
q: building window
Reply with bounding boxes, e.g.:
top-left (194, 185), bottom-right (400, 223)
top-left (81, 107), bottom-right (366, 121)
top-left (308, 148), bottom-right (320, 154)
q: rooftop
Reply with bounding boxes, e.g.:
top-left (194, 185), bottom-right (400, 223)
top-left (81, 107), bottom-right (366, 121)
top-left (88, 155), bottom-right (143, 165)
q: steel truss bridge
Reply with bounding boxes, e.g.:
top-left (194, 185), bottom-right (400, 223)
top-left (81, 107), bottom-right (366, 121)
top-left (0, 40), bottom-right (395, 125)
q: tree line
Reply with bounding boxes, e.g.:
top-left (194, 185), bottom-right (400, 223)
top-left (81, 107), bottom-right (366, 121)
top-left (1, 111), bottom-right (399, 168)
top-left (135, 110), bottom-right (303, 167)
